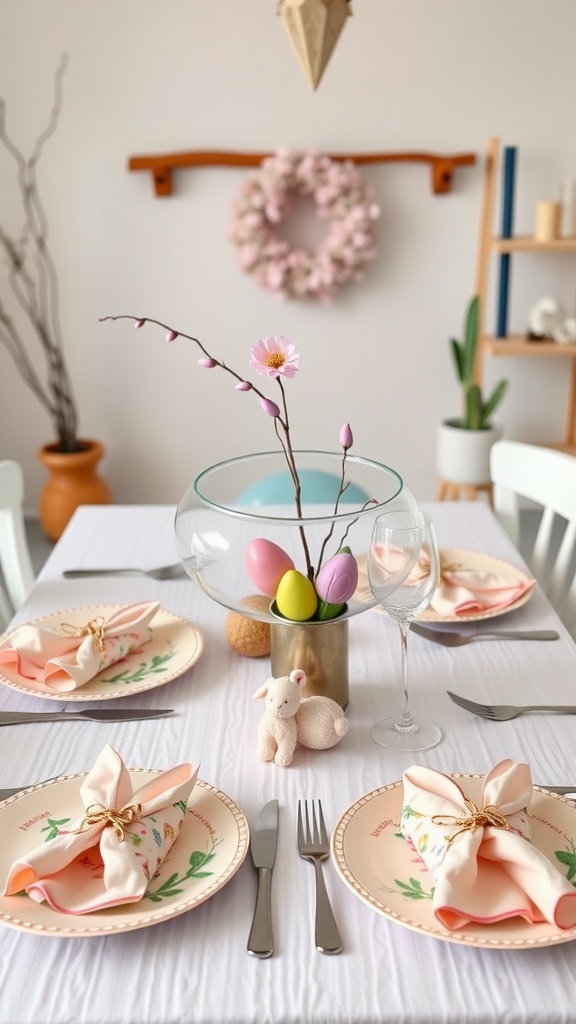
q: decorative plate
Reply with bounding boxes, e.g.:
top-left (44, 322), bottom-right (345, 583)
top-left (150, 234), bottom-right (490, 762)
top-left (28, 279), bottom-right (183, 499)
top-left (0, 605), bottom-right (203, 701)
top-left (355, 548), bottom-right (534, 623)
top-left (331, 776), bottom-right (576, 949)
top-left (0, 771), bottom-right (249, 936)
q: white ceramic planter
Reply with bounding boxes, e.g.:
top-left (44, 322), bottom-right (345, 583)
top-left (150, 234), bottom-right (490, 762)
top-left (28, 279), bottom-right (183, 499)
top-left (437, 418), bottom-right (502, 486)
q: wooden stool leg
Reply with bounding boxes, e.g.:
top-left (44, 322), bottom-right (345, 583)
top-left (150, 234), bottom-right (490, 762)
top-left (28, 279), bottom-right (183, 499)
top-left (438, 479), bottom-right (494, 504)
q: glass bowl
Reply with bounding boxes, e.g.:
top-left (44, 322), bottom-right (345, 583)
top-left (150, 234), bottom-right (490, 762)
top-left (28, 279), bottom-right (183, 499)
top-left (174, 450), bottom-right (417, 625)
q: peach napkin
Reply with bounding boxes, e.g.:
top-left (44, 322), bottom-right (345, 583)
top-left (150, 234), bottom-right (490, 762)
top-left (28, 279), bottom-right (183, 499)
top-left (3, 744), bottom-right (197, 914)
top-left (356, 551), bottom-right (534, 618)
top-left (0, 601), bottom-right (160, 692)
top-left (430, 562), bottom-right (535, 617)
top-left (401, 760), bottom-right (576, 930)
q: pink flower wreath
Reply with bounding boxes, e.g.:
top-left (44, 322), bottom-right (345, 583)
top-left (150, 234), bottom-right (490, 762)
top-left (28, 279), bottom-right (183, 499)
top-left (228, 147), bottom-right (380, 303)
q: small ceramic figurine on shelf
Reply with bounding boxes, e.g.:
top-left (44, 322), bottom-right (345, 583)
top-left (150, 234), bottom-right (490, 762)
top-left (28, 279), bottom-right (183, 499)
top-left (253, 668), bottom-right (349, 767)
top-left (527, 296), bottom-right (564, 339)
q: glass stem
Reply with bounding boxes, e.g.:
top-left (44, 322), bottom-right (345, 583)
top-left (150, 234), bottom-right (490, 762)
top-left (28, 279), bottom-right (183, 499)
top-left (396, 622), bottom-right (414, 730)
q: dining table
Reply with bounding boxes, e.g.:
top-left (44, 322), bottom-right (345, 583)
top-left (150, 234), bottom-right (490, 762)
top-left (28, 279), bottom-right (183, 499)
top-left (1, 498), bottom-right (576, 1024)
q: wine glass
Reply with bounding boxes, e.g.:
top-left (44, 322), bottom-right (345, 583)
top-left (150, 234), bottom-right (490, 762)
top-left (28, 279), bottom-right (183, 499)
top-left (367, 509), bottom-right (442, 751)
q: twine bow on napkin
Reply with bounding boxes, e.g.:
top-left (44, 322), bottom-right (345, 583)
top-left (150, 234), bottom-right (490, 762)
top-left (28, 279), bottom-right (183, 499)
top-left (3, 744), bottom-right (198, 915)
top-left (401, 759), bottom-right (576, 930)
top-left (0, 601), bottom-right (161, 692)
top-left (59, 616), bottom-right (107, 652)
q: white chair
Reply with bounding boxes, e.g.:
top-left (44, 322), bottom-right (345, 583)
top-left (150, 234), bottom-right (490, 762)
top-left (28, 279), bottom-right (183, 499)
top-left (0, 460), bottom-right (35, 629)
top-left (490, 440), bottom-right (576, 636)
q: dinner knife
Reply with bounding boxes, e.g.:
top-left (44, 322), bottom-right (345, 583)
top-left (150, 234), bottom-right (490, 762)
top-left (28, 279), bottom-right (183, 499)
top-left (0, 708), bottom-right (174, 725)
top-left (247, 799), bottom-right (279, 959)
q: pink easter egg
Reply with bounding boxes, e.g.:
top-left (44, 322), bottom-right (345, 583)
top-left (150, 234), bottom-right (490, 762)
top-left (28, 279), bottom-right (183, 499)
top-left (315, 552), bottom-right (358, 605)
top-left (245, 538), bottom-right (295, 597)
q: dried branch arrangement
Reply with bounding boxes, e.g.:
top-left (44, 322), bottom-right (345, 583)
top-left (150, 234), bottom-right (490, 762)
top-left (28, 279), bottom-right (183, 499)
top-left (0, 53), bottom-right (80, 452)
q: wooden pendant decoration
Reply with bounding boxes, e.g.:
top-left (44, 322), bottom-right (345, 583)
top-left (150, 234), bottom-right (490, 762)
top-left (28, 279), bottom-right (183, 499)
top-left (278, 0), bottom-right (352, 91)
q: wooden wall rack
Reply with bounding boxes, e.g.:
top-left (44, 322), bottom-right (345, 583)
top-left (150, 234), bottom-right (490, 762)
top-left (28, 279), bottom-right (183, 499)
top-left (128, 148), bottom-right (476, 198)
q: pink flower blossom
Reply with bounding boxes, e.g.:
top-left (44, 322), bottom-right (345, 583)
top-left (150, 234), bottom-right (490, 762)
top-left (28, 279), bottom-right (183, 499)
top-left (339, 423), bottom-right (353, 450)
top-left (261, 397), bottom-right (280, 418)
top-left (250, 336), bottom-right (300, 379)
top-left (198, 357), bottom-right (217, 368)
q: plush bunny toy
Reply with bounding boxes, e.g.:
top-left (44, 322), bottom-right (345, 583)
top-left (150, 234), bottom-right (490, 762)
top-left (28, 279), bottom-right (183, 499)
top-left (252, 669), bottom-right (349, 766)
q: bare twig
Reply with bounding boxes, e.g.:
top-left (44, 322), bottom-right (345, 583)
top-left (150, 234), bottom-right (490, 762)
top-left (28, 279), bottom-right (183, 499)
top-left (0, 53), bottom-right (80, 451)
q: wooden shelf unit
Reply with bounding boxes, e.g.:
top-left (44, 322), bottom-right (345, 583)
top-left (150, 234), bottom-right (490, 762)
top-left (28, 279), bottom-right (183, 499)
top-left (475, 136), bottom-right (576, 454)
top-left (492, 236), bottom-right (576, 253)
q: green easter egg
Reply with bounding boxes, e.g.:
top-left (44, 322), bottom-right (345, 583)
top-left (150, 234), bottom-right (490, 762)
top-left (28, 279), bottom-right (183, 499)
top-left (275, 569), bottom-right (318, 621)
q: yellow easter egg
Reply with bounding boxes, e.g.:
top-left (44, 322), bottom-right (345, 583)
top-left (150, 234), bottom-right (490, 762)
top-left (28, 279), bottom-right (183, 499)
top-left (275, 569), bottom-right (318, 621)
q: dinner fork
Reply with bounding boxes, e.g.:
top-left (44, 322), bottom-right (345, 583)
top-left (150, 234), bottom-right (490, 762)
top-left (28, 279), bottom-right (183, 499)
top-left (63, 563), bottom-right (187, 581)
top-left (297, 800), bottom-right (342, 955)
top-left (447, 690), bottom-right (576, 721)
top-left (410, 622), bottom-right (559, 646)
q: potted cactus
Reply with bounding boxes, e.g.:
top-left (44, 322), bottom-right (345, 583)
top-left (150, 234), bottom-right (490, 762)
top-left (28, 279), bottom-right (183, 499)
top-left (437, 295), bottom-right (508, 487)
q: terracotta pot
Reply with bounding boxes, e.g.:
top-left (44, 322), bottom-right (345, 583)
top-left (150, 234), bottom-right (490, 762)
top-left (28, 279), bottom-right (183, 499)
top-left (437, 418), bottom-right (502, 486)
top-left (38, 439), bottom-right (112, 541)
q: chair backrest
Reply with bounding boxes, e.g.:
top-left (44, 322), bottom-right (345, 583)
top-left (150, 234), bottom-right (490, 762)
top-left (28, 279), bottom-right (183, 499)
top-left (0, 460), bottom-right (35, 629)
top-left (236, 469), bottom-right (370, 507)
top-left (490, 440), bottom-right (576, 635)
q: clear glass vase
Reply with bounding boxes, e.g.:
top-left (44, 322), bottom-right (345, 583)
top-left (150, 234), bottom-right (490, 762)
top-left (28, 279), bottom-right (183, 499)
top-left (175, 450), bottom-right (416, 706)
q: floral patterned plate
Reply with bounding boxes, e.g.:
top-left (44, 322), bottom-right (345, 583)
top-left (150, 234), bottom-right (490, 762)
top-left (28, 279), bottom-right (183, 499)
top-left (0, 771), bottom-right (248, 936)
top-left (331, 776), bottom-right (576, 949)
top-left (0, 605), bottom-right (204, 701)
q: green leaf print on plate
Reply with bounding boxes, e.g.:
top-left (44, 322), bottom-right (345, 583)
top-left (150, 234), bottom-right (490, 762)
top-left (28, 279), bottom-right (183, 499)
top-left (555, 838), bottom-right (576, 884)
top-left (145, 838), bottom-right (223, 903)
top-left (100, 648), bottom-right (176, 685)
top-left (41, 816), bottom-right (71, 842)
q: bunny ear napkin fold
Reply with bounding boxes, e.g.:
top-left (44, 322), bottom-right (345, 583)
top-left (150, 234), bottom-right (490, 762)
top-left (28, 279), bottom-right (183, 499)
top-left (401, 760), bottom-right (576, 931)
top-left (430, 566), bottom-right (535, 617)
top-left (415, 551), bottom-right (535, 617)
top-left (3, 745), bottom-right (198, 915)
top-left (0, 601), bottom-right (161, 692)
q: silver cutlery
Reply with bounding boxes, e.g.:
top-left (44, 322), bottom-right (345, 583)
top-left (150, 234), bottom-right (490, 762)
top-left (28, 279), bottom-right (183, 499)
top-left (63, 563), bottom-right (187, 581)
top-left (447, 691), bottom-right (576, 721)
top-left (411, 622), bottom-right (559, 646)
top-left (0, 708), bottom-right (174, 726)
top-left (297, 799), bottom-right (342, 955)
top-left (247, 799), bottom-right (279, 959)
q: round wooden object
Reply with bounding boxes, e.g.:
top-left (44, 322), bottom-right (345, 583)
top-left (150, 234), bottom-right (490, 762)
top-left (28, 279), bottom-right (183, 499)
top-left (225, 595), bottom-right (271, 658)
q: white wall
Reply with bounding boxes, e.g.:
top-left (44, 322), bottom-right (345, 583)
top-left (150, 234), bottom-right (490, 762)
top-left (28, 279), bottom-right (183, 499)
top-left (1, 0), bottom-right (576, 512)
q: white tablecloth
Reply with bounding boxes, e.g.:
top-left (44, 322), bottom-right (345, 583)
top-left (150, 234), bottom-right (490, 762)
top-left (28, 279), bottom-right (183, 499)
top-left (1, 501), bottom-right (576, 1024)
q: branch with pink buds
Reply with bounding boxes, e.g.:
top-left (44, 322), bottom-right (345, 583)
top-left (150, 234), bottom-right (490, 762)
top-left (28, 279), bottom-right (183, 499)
top-left (101, 315), bottom-right (374, 600)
